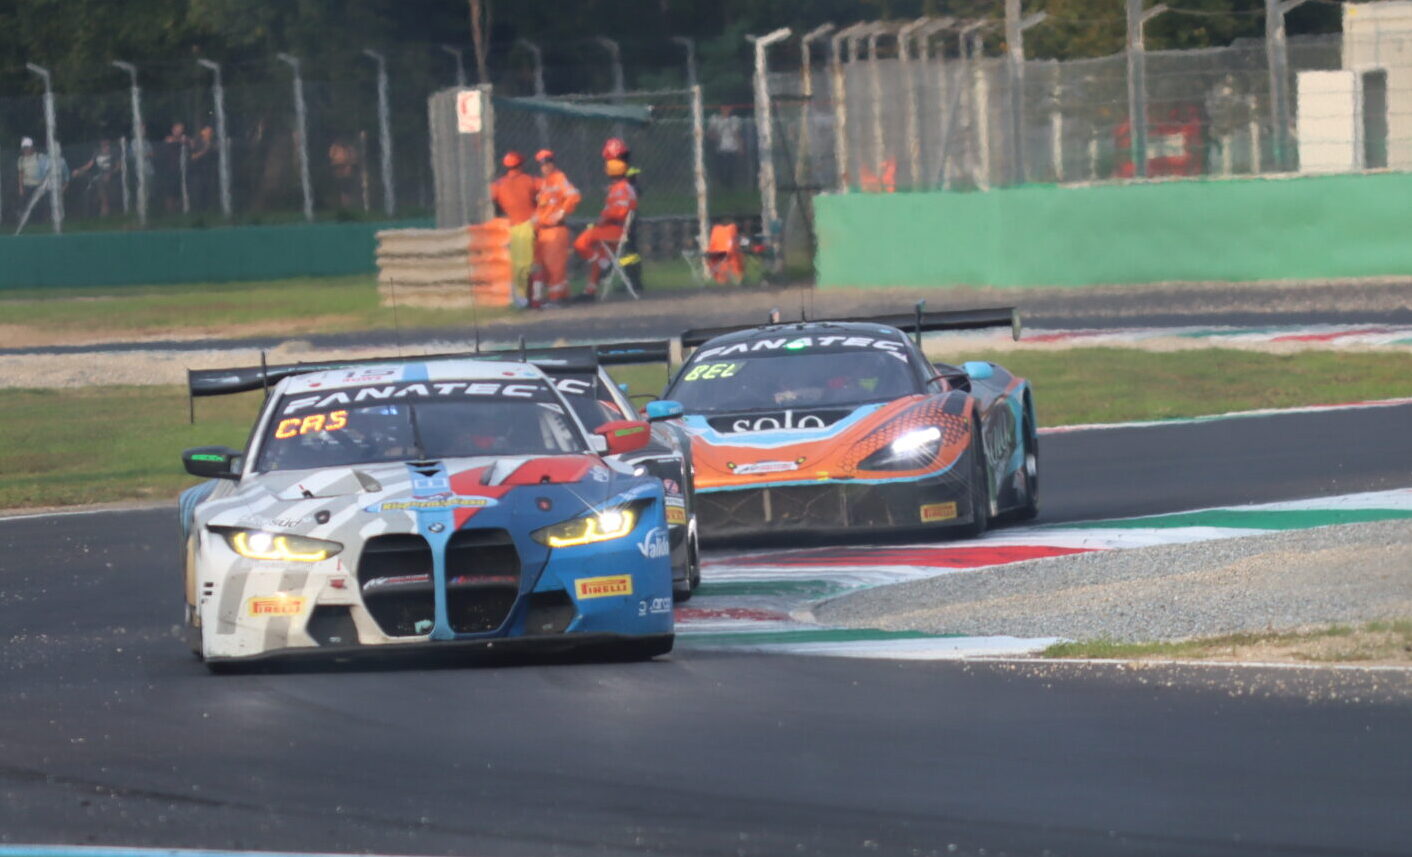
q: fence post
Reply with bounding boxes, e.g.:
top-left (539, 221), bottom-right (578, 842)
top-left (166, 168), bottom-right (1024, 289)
top-left (748, 27), bottom-right (791, 269)
top-left (363, 50), bottom-right (396, 216)
top-left (690, 83), bottom-right (710, 253)
top-left (797, 24), bottom-right (834, 194)
top-left (1005, 3), bottom-right (1048, 184)
top-left (516, 40), bottom-right (550, 150)
top-left (1125, 0), bottom-right (1168, 179)
top-left (26, 64), bottom-right (63, 233)
top-left (1266, 0), bottom-right (1310, 172)
top-left (898, 18), bottom-right (928, 190)
top-left (440, 45), bottom-right (467, 89)
top-left (277, 53), bottom-right (314, 221)
top-left (866, 25), bottom-right (894, 182)
top-left (959, 24), bottom-right (993, 190)
top-left (196, 59), bottom-right (232, 220)
top-left (112, 61), bottom-right (147, 227)
top-left (478, 83), bottom-right (496, 222)
top-left (1248, 95), bottom-right (1262, 172)
top-left (923, 19), bottom-right (959, 189)
top-left (595, 36), bottom-right (626, 141)
top-left (1050, 81), bottom-right (1065, 181)
top-left (672, 36), bottom-right (698, 89)
top-left (830, 25), bottom-right (860, 192)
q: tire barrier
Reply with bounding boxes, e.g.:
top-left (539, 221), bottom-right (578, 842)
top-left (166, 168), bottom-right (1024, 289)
top-left (375, 220), bottom-right (512, 308)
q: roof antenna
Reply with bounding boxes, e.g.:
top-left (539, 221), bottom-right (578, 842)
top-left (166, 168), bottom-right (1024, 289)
top-left (913, 300), bottom-right (926, 347)
top-left (186, 369), bottom-right (195, 424)
top-left (389, 275), bottom-right (404, 359)
top-left (260, 350), bottom-right (270, 400)
top-left (518, 335), bottom-right (527, 362)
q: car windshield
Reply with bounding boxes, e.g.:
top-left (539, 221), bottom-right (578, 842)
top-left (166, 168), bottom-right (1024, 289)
top-left (552, 374), bottom-right (629, 430)
top-left (255, 386), bottom-right (586, 471)
top-left (667, 350), bottom-right (920, 414)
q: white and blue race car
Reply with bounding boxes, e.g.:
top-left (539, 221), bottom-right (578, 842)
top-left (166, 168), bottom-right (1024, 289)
top-left (179, 358), bottom-right (676, 671)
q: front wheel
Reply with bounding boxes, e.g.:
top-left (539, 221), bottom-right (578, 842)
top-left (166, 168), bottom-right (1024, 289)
top-left (955, 418), bottom-right (990, 538)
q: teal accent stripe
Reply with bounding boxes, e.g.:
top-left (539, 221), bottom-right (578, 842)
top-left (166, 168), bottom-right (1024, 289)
top-left (1061, 507), bottom-right (1412, 531)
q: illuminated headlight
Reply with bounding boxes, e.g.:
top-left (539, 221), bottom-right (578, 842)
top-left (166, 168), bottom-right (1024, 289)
top-left (858, 426), bottom-right (945, 471)
top-left (532, 505), bottom-right (640, 548)
top-left (214, 527), bottom-right (342, 562)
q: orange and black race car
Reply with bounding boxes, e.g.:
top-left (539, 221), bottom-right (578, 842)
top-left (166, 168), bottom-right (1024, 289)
top-left (656, 307), bottom-right (1037, 539)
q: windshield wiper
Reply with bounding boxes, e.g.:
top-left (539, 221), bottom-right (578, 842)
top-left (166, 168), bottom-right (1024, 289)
top-left (406, 404), bottom-right (429, 460)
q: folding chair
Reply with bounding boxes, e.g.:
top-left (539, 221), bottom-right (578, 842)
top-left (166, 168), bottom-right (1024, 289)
top-left (596, 210), bottom-right (640, 301)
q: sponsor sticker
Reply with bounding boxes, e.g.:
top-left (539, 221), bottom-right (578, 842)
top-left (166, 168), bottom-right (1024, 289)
top-left (920, 501), bottom-right (958, 522)
top-left (274, 409), bottom-right (348, 440)
top-left (731, 460), bottom-right (799, 475)
top-left (637, 526), bottom-right (671, 559)
top-left (575, 575), bottom-right (633, 599)
top-left (369, 496), bottom-right (495, 512)
top-left (246, 595), bottom-right (307, 617)
top-left (666, 505), bottom-right (688, 525)
top-left (682, 361), bottom-right (743, 382)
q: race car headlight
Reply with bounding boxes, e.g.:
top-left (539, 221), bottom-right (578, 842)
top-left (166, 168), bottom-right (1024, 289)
top-left (532, 504), bottom-right (640, 548)
top-left (858, 426), bottom-right (944, 471)
top-left (215, 527), bottom-right (342, 562)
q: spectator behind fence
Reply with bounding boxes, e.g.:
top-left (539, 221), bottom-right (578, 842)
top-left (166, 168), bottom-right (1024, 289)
top-left (707, 105), bottom-right (744, 189)
top-left (71, 138), bottom-right (119, 218)
top-left (328, 138), bottom-right (360, 209)
top-left (17, 137), bottom-right (46, 223)
top-left (16, 136), bottom-right (66, 227)
top-left (189, 125), bottom-right (217, 211)
top-left (158, 121), bottom-right (188, 213)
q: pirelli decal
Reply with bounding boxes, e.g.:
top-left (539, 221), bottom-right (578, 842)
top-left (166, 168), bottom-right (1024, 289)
top-left (574, 575), bottom-right (633, 600)
top-left (246, 595), bottom-right (307, 617)
top-left (920, 501), bottom-right (958, 523)
top-left (665, 505), bottom-right (687, 525)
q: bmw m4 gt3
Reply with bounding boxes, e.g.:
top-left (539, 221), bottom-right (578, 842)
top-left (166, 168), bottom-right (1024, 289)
top-left (178, 359), bottom-right (674, 670)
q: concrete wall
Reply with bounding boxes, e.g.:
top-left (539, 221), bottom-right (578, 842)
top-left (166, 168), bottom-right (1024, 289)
top-left (0, 220), bottom-right (430, 290)
top-left (814, 173), bottom-right (1412, 289)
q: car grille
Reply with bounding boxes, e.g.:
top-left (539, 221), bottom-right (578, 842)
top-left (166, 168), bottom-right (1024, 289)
top-left (444, 529), bottom-right (522, 634)
top-left (357, 534), bottom-right (435, 637)
top-left (697, 482), bottom-right (937, 535)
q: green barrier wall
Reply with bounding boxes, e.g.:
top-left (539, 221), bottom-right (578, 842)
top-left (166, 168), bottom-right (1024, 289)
top-left (0, 219), bottom-right (430, 290)
top-left (815, 172), bottom-right (1412, 289)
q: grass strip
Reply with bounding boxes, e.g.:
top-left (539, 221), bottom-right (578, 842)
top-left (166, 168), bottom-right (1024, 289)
top-left (4, 348), bottom-right (1412, 510)
top-left (1042, 619), bottom-right (1412, 663)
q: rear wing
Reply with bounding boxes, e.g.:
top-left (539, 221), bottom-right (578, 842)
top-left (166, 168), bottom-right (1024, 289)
top-left (680, 304), bottom-right (1020, 349)
top-left (186, 339), bottom-right (672, 416)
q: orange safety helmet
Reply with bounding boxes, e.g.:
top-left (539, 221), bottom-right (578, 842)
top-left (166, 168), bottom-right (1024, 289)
top-left (601, 137), bottom-right (629, 160)
top-left (605, 158), bottom-right (629, 178)
top-left (534, 148), bottom-right (555, 163)
top-left (502, 150), bottom-right (524, 168)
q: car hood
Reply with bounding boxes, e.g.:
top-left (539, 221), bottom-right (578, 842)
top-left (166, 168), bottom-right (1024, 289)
top-left (199, 454), bottom-right (649, 537)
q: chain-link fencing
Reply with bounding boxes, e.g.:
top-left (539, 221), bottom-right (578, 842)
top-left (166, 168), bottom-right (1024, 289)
top-left (763, 28), bottom-right (1374, 200)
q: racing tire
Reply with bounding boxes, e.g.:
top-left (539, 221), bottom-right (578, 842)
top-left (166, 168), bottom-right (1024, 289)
top-left (1012, 398), bottom-right (1040, 522)
top-left (673, 525), bottom-right (701, 602)
top-left (955, 417), bottom-right (991, 538)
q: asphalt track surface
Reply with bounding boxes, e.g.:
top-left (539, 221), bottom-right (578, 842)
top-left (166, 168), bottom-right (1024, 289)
top-left (2, 404), bottom-right (1410, 857)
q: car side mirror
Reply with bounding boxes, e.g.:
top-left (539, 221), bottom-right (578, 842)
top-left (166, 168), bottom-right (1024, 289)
top-left (645, 400), bottom-right (684, 422)
top-left (183, 446), bottom-right (242, 480)
top-left (963, 361), bottom-right (995, 380)
top-left (594, 420), bottom-right (652, 455)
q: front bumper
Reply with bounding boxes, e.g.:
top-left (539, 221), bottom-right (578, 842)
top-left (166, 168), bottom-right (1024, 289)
top-left (694, 465), bottom-right (974, 538)
top-left (205, 631), bottom-right (674, 670)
